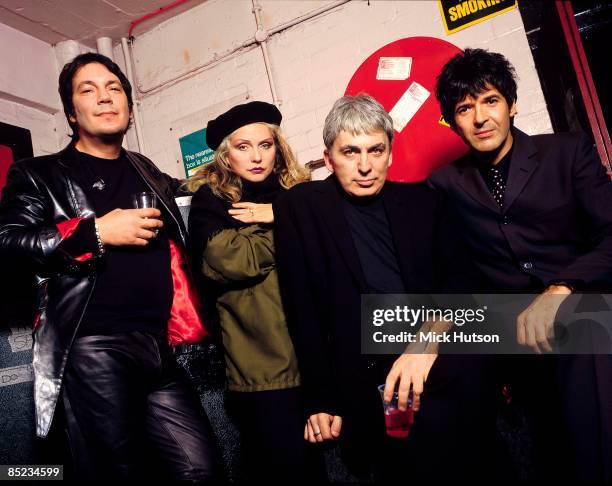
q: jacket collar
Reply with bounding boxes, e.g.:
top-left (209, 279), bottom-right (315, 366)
top-left (380, 183), bottom-right (421, 289)
top-left (314, 176), bottom-right (419, 291)
top-left (503, 127), bottom-right (539, 211)
top-left (56, 143), bottom-right (186, 244)
top-left (125, 151), bottom-right (186, 245)
top-left (315, 177), bottom-right (368, 290)
top-left (456, 127), bottom-right (539, 213)
top-left (56, 143), bottom-right (96, 219)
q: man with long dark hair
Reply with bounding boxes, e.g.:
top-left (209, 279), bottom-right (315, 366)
top-left (0, 53), bottom-right (220, 480)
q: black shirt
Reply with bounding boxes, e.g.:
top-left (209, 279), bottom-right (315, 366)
top-left (340, 188), bottom-right (406, 293)
top-left (74, 147), bottom-right (173, 336)
top-left (479, 145), bottom-right (513, 195)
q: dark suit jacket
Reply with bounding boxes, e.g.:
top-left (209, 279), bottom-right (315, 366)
top-left (429, 127), bottom-right (612, 481)
top-left (428, 127), bottom-right (612, 292)
top-left (274, 177), bottom-right (472, 419)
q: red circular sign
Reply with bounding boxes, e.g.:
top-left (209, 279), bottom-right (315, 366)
top-left (345, 37), bottom-right (468, 182)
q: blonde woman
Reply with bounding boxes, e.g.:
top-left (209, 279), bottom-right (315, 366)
top-left (186, 101), bottom-right (320, 481)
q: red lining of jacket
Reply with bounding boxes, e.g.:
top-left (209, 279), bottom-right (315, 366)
top-left (56, 217), bottom-right (94, 262)
top-left (167, 239), bottom-right (209, 346)
top-left (55, 218), bottom-right (207, 345)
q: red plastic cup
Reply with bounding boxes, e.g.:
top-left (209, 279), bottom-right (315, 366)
top-left (378, 384), bottom-right (414, 439)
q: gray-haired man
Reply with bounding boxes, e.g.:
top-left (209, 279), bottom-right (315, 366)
top-left (274, 94), bottom-right (503, 480)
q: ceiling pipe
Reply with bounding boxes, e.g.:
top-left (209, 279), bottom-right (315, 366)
top-left (267, 0), bottom-right (350, 37)
top-left (128, 0), bottom-right (189, 38)
top-left (121, 37), bottom-right (146, 153)
top-left (96, 37), bottom-right (114, 59)
top-left (251, 0), bottom-right (280, 106)
top-left (55, 40), bottom-right (81, 65)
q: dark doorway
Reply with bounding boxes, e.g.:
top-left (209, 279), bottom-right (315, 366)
top-left (518, 1), bottom-right (611, 168)
top-left (0, 121), bottom-right (37, 465)
top-left (0, 121), bottom-right (34, 194)
top-left (0, 122), bottom-right (37, 331)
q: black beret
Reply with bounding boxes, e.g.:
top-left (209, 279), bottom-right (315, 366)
top-left (205, 101), bottom-right (282, 151)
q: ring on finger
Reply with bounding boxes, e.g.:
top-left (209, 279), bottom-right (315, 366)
top-left (313, 431), bottom-right (322, 437)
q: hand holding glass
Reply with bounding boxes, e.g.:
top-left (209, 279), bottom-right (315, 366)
top-left (132, 192), bottom-right (159, 235)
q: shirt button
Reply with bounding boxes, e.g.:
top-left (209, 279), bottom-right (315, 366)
top-left (502, 216), bottom-right (511, 225)
top-left (523, 262), bottom-right (533, 270)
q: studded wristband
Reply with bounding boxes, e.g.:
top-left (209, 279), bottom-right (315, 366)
top-left (94, 219), bottom-right (105, 255)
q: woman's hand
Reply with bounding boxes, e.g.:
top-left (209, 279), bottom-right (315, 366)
top-left (229, 202), bottom-right (274, 224)
top-left (304, 413), bottom-right (342, 443)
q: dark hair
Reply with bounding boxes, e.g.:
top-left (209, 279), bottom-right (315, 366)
top-left (436, 48), bottom-right (517, 127)
top-left (58, 52), bottom-right (133, 140)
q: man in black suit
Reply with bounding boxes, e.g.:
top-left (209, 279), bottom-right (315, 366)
top-left (275, 94), bottom-right (503, 481)
top-left (429, 48), bottom-right (612, 481)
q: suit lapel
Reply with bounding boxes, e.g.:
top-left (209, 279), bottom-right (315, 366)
top-left (456, 163), bottom-right (500, 212)
top-left (125, 151), bottom-right (186, 243)
top-left (455, 128), bottom-right (539, 214)
top-left (315, 177), bottom-right (368, 291)
top-left (503, 128), bottom-right (539, 213)
top-left (382, 184), bottom-right (418, 288)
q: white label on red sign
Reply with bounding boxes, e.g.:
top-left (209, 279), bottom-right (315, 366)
top-left (389, 81), bottom-right (430, 133)
top-left (376, 57), bottom-right (412, 80)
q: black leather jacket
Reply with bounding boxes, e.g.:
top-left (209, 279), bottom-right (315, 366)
top-left (0, 144), bottom-right (207, 438)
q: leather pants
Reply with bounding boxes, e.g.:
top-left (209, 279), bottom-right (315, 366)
top-left (61, 330), bottom-right (221, 481)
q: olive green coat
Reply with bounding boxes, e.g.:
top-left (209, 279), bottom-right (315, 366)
top-left (202, 225), bottom-right (300, 391)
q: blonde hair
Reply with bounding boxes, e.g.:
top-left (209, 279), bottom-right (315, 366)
top-left (185, 123), bottom-right (309, 201)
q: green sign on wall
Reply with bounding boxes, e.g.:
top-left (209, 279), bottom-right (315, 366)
top-left (179, 128), bottom-right (214, 178)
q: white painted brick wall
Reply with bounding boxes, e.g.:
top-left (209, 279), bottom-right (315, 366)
top-left (0, 26), bottom-right (95, 157)
top-left (132, 0), bottom-right (258, 94)
top-left (0, 98), bottom-right (61, 157)
top-left (0, 23), bottom-right (61, 114)
top-left (0, 0), bottom-right (554, 172)
top-left (259, 0), bottom-right (340, 30)
top-left (127, 0), bottom-right (552, 178)
top-left (0, 23), bottom-right (64, 156)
